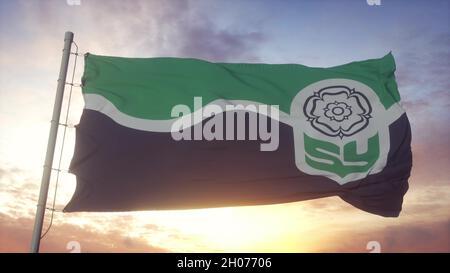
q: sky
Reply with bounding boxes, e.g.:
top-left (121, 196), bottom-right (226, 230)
top-left (0, 0), bottom-right (449, 252)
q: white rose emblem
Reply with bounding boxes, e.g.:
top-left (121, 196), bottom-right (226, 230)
top-left (303, 86), bottom-right (372, 138)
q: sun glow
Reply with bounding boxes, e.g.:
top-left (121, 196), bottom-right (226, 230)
top-left (130, 203), bottom-right (322, 252)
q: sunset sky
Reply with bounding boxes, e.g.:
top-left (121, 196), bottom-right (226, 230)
top-left (0, 0), bottom-right (449, 252)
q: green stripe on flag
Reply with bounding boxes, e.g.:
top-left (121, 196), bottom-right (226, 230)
top-left (81, 53), bottom-right (401, 120)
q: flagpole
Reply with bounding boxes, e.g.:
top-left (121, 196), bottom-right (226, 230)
top-left (30, 31), bottom-right (74, 253)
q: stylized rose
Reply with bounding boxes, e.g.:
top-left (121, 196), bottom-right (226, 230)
top-left (324, 101), bottom-right (352, 122)
top-left (303, 85), bottom-right (372, 138)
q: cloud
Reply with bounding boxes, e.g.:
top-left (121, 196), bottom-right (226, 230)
top-left (0, 213), bottom-right (168, 253)
top-left (174, 18), bottom-right (265, 61)
top-left (394, 30), bottom-right (450, 94)
top-left (381, 220), bottom-right (449, 252)
top-left (296, 184), bottom-right (450, 252)
top-left (0, 166), bottom-right (40, 218)
top-left (0, 166), bottom-right (24, 180)
top-left (9, 0), bottom-right (266, 62)
top-left (316, 219), bottom-right (450, 253)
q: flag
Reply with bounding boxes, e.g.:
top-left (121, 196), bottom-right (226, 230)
top-left (64, 52), bottom-right (412, 217)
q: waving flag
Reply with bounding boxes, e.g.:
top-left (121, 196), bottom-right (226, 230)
top-left (64, 53), bottom-right (411, 217)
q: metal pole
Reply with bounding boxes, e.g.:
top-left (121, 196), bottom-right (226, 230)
top-left (30, 31), bottom-right (74, 253)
